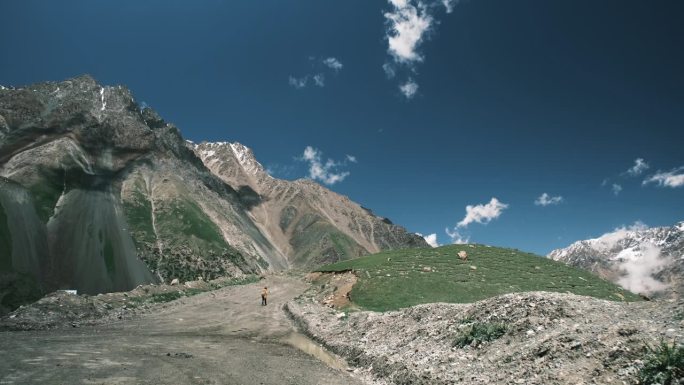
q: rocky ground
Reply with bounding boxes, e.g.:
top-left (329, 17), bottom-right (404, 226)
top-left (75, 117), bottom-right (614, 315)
top-left (0, 274), bottom-right (364, 384)
top-left (287, 283), bottom-right (684, 385)
top-left (0, 276), bottom-right (258, 331)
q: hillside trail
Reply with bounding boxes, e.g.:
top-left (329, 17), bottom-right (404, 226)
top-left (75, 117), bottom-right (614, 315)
top-left (0, 274), bottom-right (362, 385)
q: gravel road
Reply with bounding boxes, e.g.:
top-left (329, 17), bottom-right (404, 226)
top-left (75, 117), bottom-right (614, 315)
top-left (0, 275), bottom-right (362, 385)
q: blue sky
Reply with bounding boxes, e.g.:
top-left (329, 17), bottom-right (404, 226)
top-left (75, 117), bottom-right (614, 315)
top-left (1, 0), bottom-right (682, 255)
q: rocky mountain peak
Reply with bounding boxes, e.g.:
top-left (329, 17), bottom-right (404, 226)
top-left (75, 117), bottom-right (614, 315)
top-left (548, 221), bottom-right (684, 298)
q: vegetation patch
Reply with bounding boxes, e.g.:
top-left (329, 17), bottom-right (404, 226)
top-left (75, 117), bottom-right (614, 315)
top-left (453, 322), bottom-right (507, 348)
top-left (0, 202), bottom-right (12, 271)
top-left (638, 341), bottom-right (684, 385)
top-left (27, 178), bottom-right (63, 223)
top-left (150, 291), bottom-right (182, 303)
top-left (317, 244), bottom-right (641, 311)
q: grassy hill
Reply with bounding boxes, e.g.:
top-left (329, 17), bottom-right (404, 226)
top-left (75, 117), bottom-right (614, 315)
top-left (316, 244), bottom-right (641, 311)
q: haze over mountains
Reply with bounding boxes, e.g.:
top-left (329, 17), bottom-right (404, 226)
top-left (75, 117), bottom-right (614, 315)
top-left (549, 221), bottom-right (684, 298)
top-left (0, 75), bottom-right (425, 312)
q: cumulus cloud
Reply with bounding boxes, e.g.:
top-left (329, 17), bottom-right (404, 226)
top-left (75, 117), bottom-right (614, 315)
top-left (384, 0), bottom-right (433, 64)
top-left (346, 155), bottom-right (357, 163)
top-left (457, 197), bottom-right (509, 228)
top-left (442, 0), bottom-right (458, 13)
top-left (417, 232), bottom-right (440, 247)
top-left (383, 0), bottom-right (457, 99)
top-left (445, 227), bottom-right (470, 244)
top-left (300, 146), bottom-right (354, 185)
top-left (612, 183), bottom-right (622, 196)
top-left (534, 193), bottom-right (563, 207)
top-left (288, 76), bottom-right (308, 89)
top-left (625, 158), bottom-right (649, 176)
top-left (643, 166), bottom-right (684, 188)
top-left (313, 73), bottom-right (325, 87)
top-left (399, 79), bottom-right (419, 99)
top-left (322, 57), bottom-right (343, 71)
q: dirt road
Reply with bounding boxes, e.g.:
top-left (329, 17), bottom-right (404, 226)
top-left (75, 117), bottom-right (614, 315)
top-left (0, 275), bottom-right (362, 385)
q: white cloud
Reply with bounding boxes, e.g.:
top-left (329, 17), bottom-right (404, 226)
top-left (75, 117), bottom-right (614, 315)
top-left (382, 63), bottom-right (396, 79)
top-left (300, 146), bottom-right (353, 185)
top-left (643, 166), bottom-right (684, 188)
top-left (445, 227), bottom-right (470, 244)
top-left (457, 197), bottom-right (508, 228)
top-left (442, 0), bottom-right (458, 13)
top-left (346, 155), bottom-right (357, 163)
top-left (289, 57), bottom-right (343, 90)
top-left (399, 79), bottom-right (419, 99)
top-left (586, 221), bottom-right (670, 294)
top-left (612, 183), bottom-right (622, 196)
top-left (313, 73), bottom-right (325, 87)
top-left (617, 243), bottom-right (671, 294)
top-left (534, 193), bottom-right (563, 207)
top-left (384, 0), bottom-right (433, 64)
top-left (417, 232), bottom-right (440, 247)
top-left (626, 158), bottom-right (649, 176)
top-left (322, 57), bottom-right (343, 71)
top-left (288, 76), bottom-right (308, 89)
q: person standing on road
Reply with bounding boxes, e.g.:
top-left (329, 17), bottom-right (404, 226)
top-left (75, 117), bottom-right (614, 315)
top-left (261, 286), bottom-right (269, 306)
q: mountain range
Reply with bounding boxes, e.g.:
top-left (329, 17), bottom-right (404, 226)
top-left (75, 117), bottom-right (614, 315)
top-left (0, 75), bottom-right (425, 312)
top-left (548, 221), bottom-right (684, 298)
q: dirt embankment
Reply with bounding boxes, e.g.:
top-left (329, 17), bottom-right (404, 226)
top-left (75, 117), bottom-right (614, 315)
top-left (287, 292), bottom-right (684, 385)
top-left (305, 270), bottom-right (358, 309)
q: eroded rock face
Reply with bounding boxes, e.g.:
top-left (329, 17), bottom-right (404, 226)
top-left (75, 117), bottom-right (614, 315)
top-left (0, 75), bottom-right (425, 311)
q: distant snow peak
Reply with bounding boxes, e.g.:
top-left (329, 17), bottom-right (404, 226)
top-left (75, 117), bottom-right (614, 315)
top-left (617, 242), bottom-right (671, 294)
top-left (229, 142), bottom-right (264, 176)
top-left (549, 221), bottom-right (684, 296)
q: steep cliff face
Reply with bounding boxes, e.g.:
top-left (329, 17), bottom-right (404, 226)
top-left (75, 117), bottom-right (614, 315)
top-left (0, 76), bottom-right (261, 307)
top-left (193, 141), bottom-right (427, 266)
top-left (0, 75), bottom-right (425, 310)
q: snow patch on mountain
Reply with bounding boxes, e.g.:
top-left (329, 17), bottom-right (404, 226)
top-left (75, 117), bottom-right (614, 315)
top-left (549, 221), bottom-right (684, 297)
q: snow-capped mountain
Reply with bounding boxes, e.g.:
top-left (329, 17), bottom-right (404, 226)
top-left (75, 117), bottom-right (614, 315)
top-left (548, 222), bottom-right (684, 298)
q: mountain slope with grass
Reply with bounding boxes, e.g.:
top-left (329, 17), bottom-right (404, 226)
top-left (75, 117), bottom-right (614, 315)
top-left (316, 244), bottom-right (641, 311)
top-left (0, 75), bottom-right (424, 313)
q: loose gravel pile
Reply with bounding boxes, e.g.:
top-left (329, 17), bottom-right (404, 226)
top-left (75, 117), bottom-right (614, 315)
top-left (287, 292), bottom-right (684, 385)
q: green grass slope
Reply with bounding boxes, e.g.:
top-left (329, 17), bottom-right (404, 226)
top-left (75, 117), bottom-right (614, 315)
top-left (317, 244), bottom-right (641, 311)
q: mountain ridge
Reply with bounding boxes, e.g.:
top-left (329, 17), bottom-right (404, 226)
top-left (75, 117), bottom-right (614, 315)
top-left (548, 221), bottom-right (684, 298)
top-left (0, 75), bottom-right (426, 312)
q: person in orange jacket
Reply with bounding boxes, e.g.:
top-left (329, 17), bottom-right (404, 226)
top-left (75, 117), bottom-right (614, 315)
top-left (261, 286), bottom-right (269, 306)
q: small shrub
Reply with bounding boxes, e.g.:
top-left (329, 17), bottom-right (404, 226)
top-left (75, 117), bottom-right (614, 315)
top-left (638, 341), bottom-right (684, 385)
top-left (150, 291), bottom-right (182, 303)
top-left (453, 322), bottom-right (507, 348)
top-left (674, 311), bottom-right (684, 321)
